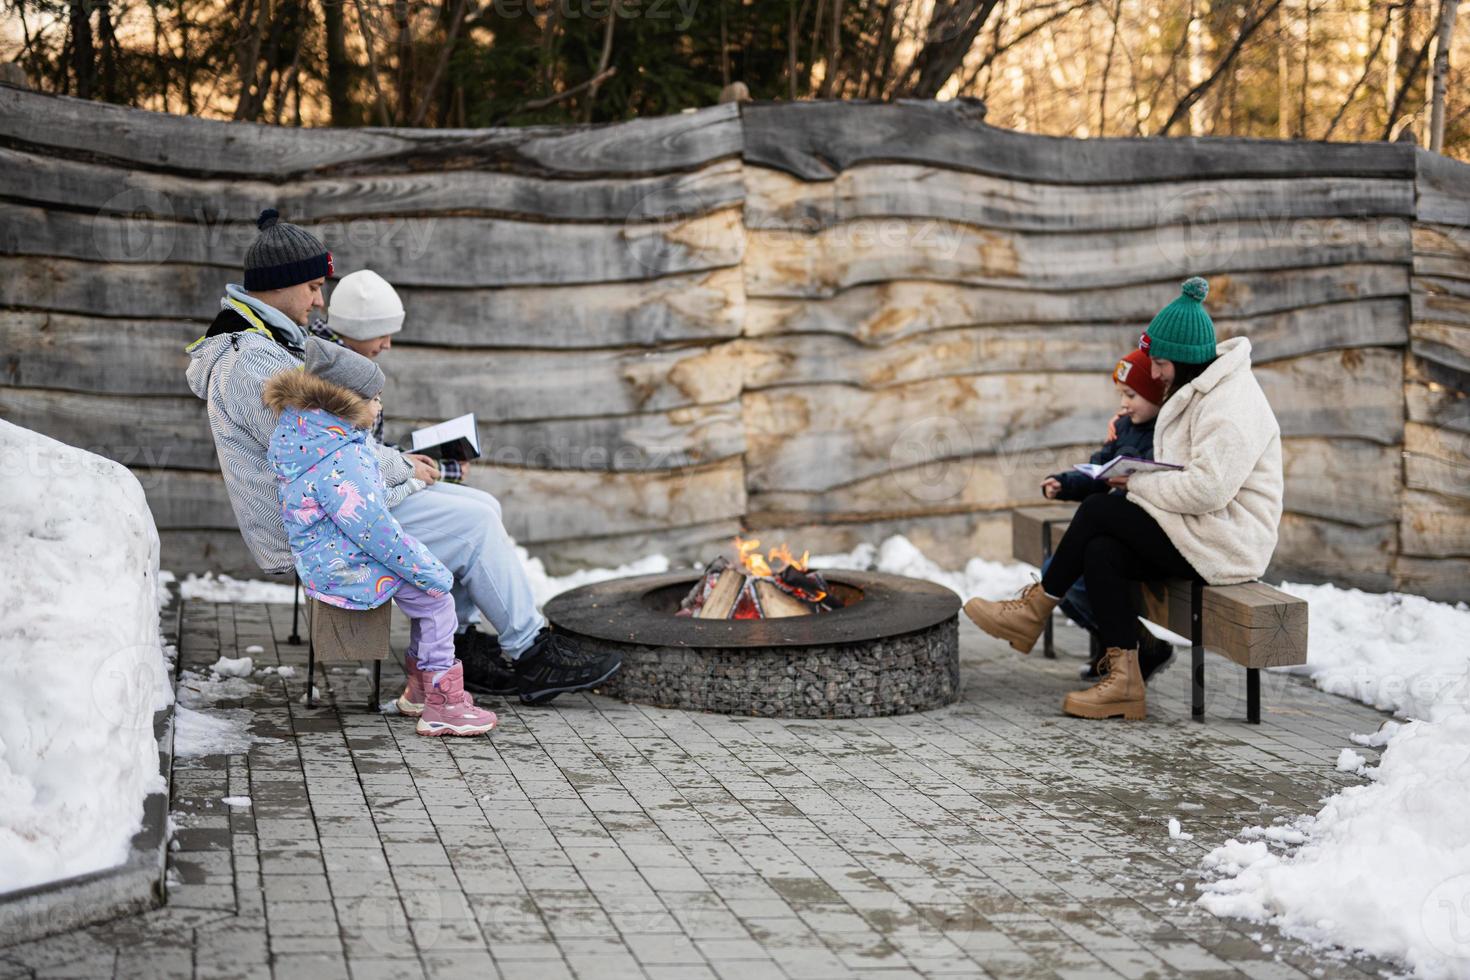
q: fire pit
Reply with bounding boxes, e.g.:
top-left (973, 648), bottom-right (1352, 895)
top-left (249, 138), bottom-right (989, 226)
top-left (544, 560), bottom-right (961, 718)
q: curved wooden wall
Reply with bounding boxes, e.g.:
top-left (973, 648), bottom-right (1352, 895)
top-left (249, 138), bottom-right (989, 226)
top-left (1, 87), bottom-right (1465, 599)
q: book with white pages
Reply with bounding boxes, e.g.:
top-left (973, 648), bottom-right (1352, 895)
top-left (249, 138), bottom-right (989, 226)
top-left (409, 413), bottom-right (481, 462)
top-left (1072, 455), bottom-right (1182, 480)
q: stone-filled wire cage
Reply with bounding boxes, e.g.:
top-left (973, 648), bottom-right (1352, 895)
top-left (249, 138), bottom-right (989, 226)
top-left (1, 84), bottom-right (1467, 600)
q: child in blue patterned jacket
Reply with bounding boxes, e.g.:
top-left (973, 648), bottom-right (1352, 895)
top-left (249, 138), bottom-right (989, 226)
top-left (264, 338), bottom-right (497, 737)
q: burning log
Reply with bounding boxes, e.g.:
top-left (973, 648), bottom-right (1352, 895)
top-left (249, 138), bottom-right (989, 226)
top-left (677, 536), bottom-right (840, 620)
top-left (697, 568), bottom-right (744, 620)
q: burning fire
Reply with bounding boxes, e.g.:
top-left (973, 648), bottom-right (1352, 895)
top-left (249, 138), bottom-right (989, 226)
top-left (678, 536), bottom-right (837, 620)
top-left (734, 536), bottom-right (811, 578)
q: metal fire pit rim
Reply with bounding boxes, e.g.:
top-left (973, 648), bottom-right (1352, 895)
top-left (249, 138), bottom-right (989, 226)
top-left (544, 569), bottom-right (960, 650)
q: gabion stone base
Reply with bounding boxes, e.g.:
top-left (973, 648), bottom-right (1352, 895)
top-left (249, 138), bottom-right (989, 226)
top-left (564, 619), bottom-right (959, 718)
top-left (545, 571), bottom-right (962, 719)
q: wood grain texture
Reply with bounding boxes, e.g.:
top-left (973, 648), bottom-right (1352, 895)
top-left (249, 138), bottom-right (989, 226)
top-left (744, 164), bottom-right (1414, 233)
top-left (1, 198), bottom-right (746, 288)
top-left (0, 257), bottom-right (745, 350)
top-left (0, 145), bottom-right (745, 222)
top-left (741, 100), bottom-right (1415, 184)
top-left (743, 266), bottom-right (1410, 346)
top-left (1, 90), bottom-right (1461, 590)
top-left (0, 85), bottom-right (740, 178)
top-left (742, 216), bottom-right (1410, 299)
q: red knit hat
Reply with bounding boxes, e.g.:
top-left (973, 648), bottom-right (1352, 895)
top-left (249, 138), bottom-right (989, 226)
top-left (1112, 349), bottom-right (1164, 405)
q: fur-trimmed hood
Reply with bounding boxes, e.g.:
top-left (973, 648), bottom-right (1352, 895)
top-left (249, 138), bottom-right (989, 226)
top-left (263, 368), bottom-right (377, 430)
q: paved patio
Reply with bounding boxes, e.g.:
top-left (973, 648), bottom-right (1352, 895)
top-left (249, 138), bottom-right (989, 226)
top-left (0, 597), bottom-right (1401, 980)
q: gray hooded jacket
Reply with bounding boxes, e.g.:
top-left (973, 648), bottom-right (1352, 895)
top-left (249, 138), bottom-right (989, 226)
top-left (186, 287), bottom-right (419, 574)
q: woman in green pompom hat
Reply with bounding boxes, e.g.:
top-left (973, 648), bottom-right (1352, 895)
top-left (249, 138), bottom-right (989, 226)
top-left (963, 276), bottom-right (1284, 723)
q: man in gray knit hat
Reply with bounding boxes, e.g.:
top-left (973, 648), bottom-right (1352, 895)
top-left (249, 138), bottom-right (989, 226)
top-left (185, 209), bottom-right (620, 705)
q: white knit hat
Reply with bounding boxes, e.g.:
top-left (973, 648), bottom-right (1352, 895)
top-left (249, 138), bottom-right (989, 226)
top-left (327, 270), bottom-right (404, 340)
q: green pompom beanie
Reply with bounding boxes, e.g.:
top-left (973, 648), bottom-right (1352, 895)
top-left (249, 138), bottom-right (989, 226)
top-left (1141, 277), bottom-right (1217, 364)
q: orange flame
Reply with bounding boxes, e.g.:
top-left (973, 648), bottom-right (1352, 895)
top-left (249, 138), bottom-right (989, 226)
top-left (732, 536), bottom-right (813, 577)
top-left (733, 536), bottom-right (773, 577)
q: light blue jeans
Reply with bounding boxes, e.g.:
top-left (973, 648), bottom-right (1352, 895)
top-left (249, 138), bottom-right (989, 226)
top-left (390, 482), bottom-right (545, 657)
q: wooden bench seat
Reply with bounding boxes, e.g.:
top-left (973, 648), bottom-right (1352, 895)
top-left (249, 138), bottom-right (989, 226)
top-left (1012, 505), bottom-right (1308, 723)
top-left (288, 576), bottom-right (391, 710)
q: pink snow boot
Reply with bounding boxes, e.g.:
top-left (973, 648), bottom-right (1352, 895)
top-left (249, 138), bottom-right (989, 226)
top-left (395, 654), bottom-right (427, 718)
top-left (416, 662), bottom-right (498, 737)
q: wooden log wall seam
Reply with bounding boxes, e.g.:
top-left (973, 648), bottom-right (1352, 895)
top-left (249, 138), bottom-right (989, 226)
top-left (0, 86), bottom-right (1465, 598)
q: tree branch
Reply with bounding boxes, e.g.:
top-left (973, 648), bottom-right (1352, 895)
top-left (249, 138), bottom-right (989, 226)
top-left (1158, 0), bottom-right (1284, 136)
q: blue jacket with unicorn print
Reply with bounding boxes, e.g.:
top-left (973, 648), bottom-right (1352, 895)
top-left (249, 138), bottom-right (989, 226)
top-left (262, 367), bottom-right (451, 610)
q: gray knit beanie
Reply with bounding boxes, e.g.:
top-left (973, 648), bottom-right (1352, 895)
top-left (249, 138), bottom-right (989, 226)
top-left (245, 209), bottom-right (332, 291)
top-left (304, 337), bottom-right (385, 400)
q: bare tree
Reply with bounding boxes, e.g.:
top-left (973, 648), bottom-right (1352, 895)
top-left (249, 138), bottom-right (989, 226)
top-left (1159, 0), bottom-right (1284, 135)
top-left (1429, 0), bottom-right (1459, 150)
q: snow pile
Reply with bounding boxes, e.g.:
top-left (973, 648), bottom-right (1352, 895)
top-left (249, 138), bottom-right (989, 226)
top-left (517, 544), bottom-right (669, 609)
top-left (0, 421), bottom-right (171, 892)
top-left (811, 535), bottom-right (1034, 600)
top-left (1197, 583), bottom-right (1470, 978)
top-left (176, 572), bottom-right (295, 604)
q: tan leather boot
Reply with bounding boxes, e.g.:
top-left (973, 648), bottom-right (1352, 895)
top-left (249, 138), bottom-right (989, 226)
top-left (1063, 647), bottom-right (1147, 720)
top-left (962, 582), bottom-right (1059, 654)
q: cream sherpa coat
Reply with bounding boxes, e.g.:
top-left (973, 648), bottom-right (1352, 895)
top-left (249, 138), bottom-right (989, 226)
top-left (1126, 337), bottom-right (1283, 585)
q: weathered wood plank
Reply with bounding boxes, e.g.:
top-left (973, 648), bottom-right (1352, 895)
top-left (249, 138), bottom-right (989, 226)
top-left (135, 455), bottom-right (748, 544)
top-left (1404, 357), bottom-right (1470, 432)
top-left (743, 265), bottom-right (1410, 346)
top-left (0, 145), bottom-right (745, 223)
top-left (1416, 148), bottom-right (1470, 227)
top-left (1138, 578), bottom-right (1308, 668)
top-left (744, 163), bottom-right (1414, 233)
top-left (377, 342), bottom-right (746, 421)
top-left (1410, 321), bottom-right (1470, 374)
top-left (0, 85), bottom-right (741, 178)
top-left (1270, 513), bottom-right (1396, 592)
top-left (1254, 347), bottom-right (1405, 445)
top-left (1403, 422), bottom-right (1470, 502)
top-left (741, 101), bottom-right (1415, 184)
top-left (0, 315), bottom-right (744, 419)
top-left (396, 402), bottom-right (746, 471)
top-left (764, 510), bottom-right (1015, 570)
top-left (1280, 437), bottom-right (1402, 527)
top-left (1, 199), bottom-right (746, 288)
top-left (1010, 505), bottom-right (1079, 568)
top-left (1400, 489), bottom-right (1470, 558)
top-left (747, 443), bottom-right (1096, 526)
top-left (745, 350), bottom-right (1405, 494)
top-left (743, 217), bottom-right (1411, 299)
top-left (0, 388), bottom-right (214, 471)
top-left (1392, 554), bottom-right (1470, 604)
top-left (746, 436), bottom-right (1395, 528)
top-left (740, 300), bottom-right (1407, 392)
top-left (0, 385), bottom-right (742, 473)
top-left (461, 458), bottom-right (747, 543)
top-left (1412, 275), bottom-right (1470, 328)
top-left (529, 519), bottom-right (743, 575)
top-left (0, 258), bottom-right (745, 349)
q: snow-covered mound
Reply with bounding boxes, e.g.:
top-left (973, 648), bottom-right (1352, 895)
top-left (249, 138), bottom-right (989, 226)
top-left (1198, 582), bottom-right (1470, 978)
top-left (0, 420), bottom-right (171, 893)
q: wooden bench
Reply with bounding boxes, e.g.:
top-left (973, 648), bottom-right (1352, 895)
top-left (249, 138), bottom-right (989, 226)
top-left (289, 576), bottom-right (390, 710)
top-left (1012, 505), bottom-right (1308, 723)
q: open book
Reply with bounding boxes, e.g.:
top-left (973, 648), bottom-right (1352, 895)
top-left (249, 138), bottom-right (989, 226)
top-left (409, 413), bottom-right (481, 462)
top-left (1073, 455), bottom-right (1182, 480)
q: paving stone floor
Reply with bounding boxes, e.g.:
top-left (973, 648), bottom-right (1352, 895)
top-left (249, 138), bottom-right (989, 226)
top-left (0, 599), bottom-right (1404, 980)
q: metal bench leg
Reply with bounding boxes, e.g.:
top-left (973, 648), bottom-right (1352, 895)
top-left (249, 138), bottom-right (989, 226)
top-left (288, 574), bottom-right (303, 646)
top-left (369, 660), bottom-right (382, 712)
top-left (1247, 668), bottom-right (1261, 724)
top-left (1191, 580), bottom-right (1205, 720)
top-left (1041, 521), bottom-right (1056, 659)
top-left (305, 635), bottom-right (317, 709)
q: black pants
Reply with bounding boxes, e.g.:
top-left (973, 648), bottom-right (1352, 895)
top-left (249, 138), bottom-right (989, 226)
top-left (1039, 493), bottom-right (1201, 650)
